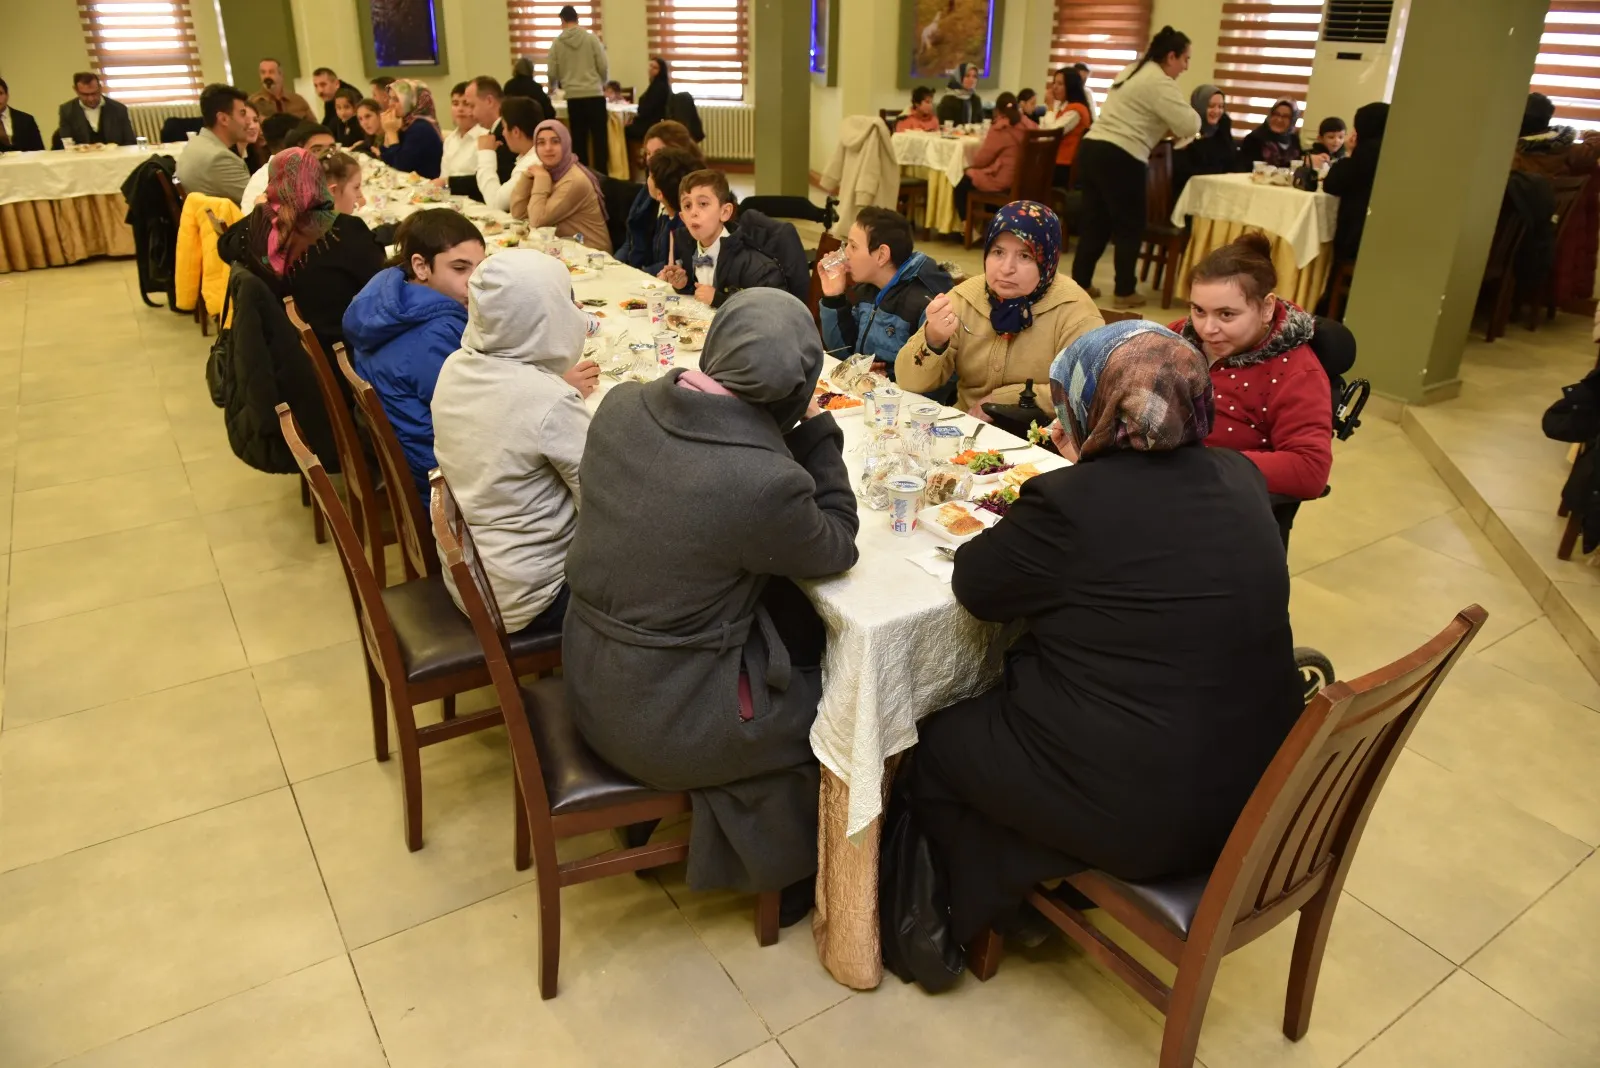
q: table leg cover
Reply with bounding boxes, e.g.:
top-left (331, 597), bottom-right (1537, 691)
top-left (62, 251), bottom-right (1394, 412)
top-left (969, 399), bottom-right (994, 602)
top-left (812, 755), bottom-right (901, 990)
top-left (607, 114), bottom-right (630, 181)
top-left (1173, 216), bottom-right (1333, 312)
top-left (0, 193), bottom-right (134, 274)
top-left (904, 166), bottom-right (961, 237)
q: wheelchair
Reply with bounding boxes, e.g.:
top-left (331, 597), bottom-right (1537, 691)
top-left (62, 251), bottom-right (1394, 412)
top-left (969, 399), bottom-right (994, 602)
top-left (1277, 316), bottom-right (1371, 703)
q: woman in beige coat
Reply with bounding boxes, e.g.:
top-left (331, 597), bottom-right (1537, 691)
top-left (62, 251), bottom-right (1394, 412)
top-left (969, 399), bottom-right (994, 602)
top-left (897, 200), bottom-right (1102, 415)
top-left (510, 119), bottom-right (612, 252)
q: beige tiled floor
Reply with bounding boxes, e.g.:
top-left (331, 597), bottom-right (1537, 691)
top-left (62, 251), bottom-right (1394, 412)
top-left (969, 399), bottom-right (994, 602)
top-left (0, 258), bottom-right (1596, 1067)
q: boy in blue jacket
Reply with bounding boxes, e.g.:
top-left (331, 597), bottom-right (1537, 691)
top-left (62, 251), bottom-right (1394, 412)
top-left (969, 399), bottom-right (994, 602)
top-left (342, 209), bottom-right (486, 500)
top-left (819, 206), bottom-right (952, 378)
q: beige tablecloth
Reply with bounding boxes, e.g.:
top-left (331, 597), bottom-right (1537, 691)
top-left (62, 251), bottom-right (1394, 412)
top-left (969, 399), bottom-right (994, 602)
top-left (0, 193), bottom-right (135, 274)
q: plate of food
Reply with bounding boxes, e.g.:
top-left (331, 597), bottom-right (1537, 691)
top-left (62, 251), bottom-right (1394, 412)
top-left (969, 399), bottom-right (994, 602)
top-left (919, 500), bottom-right (997, 545)
top-left (480, 219), bottom-right (505, 235)
top-left (567, 263), bottom-right (593, 278)
top-left (676, 321), bottom-right (710, 351)
top-left (972, 486), bottom-right (1019, 518)
top-left (618, 298), bottom-right (649, 316)
top-left (813, 380), bottom-right (864, 414)
top-left (951, 450), bottom-right (1016, 483)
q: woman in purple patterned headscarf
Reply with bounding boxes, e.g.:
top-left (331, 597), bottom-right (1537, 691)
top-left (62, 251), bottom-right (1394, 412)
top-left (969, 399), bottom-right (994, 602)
top-left (378, 77), bottom-right (444, 178)
top-left (508, 117), bottom-right (613, 251)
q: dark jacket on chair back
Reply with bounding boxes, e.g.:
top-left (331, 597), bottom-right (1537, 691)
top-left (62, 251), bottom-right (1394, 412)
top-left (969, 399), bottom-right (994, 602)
top-left (54, 95), bottom-right (136, 146)
top-left (666, 210), bottom-right (809, 307)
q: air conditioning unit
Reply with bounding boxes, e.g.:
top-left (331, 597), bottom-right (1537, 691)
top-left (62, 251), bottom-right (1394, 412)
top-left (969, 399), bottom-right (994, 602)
top-left (1301, 0), bottom-right (1411, 138)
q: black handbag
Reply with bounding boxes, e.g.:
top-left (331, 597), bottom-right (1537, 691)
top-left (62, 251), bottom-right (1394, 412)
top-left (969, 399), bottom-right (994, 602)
top-left (878, 763), bottom-right (965, 993)
top-left (203, 280), bottom-right (233, 408)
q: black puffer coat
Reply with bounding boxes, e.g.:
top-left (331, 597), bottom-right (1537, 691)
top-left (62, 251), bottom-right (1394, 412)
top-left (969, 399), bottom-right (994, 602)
top-left (1545, 368), bottom-right (1600, 553)
top-left (206, 269), bottom-right (340, 475)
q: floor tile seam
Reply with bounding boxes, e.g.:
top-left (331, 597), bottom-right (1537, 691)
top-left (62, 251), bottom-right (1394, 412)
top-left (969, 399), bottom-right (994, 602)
top-left (676, 886), bottom-right (785, 1042)
top-left (1457, 845), bottom-right (1595, 982)
top-left (0, 661), bottom-right (248, 735)
top-left (1467, 616), bottom-right (1542, 658)
top-left (280, 768), bottom-right (368, 976)
top-left (1331, 966), bottom-right (1458, 1068)
top-left (5, 564), bottom-right (222, 632)
top-left (1400, 734), bottom-right (1600, 850)
top-left (715, 1039), bottom-right (796, 1068)
top-left (339, 875), bottom-right (546, 958)
top-left (12, 452), bottom-right (187, 496)
top-left (0, 779), bottom-right (290, 878)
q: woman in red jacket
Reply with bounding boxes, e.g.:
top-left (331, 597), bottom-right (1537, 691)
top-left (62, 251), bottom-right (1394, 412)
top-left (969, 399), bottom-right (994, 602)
top-left (1169, 231), bottom-right (1332, 500)
top-left (952, 93), bottom-right (1027, 221)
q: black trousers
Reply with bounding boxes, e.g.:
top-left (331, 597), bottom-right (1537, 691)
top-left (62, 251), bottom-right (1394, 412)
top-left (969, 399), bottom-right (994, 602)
top-left (566, 95), bottom-right (609, 170)
top-left (952, 176), bottom-right (974, 220)
top-left (1070, 138), bottom-right (1148, 296)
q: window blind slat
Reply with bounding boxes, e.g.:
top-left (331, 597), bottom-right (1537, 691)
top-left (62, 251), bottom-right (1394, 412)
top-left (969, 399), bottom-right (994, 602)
top-left (78, 0), bottom-right (203, 105)
top-left (1537, 3), bottom-right (1600, 130)
top-left (1049, 0), bottom-right (1152, 109)
top-left (506, 2), bottom-right (604, 84)
top-left (1214, 0), bottom-right (1322, 131)
top-left (647, 0), bottom-right (748, 101)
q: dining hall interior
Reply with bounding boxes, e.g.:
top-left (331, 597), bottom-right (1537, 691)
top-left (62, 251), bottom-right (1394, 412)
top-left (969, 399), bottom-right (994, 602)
top-left (2, 0), bottom-right (1600, 1065)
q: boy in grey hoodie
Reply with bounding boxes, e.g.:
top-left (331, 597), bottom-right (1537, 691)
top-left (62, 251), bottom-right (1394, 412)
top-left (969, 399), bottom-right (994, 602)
top-left (546, 5), bottom-right (609, 169)
top-left (431, 251), bottom-right (590, 631)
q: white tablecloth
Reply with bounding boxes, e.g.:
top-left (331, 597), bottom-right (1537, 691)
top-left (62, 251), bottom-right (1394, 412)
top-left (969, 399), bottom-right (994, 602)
top-left (0, 143), bottom-right (188, 207)
top-left (891, 130), bottom-right (979, 187)
top-left (354, 152), bottom-right (1067, 841)
top-left (1170, 173), bottom-right (1338, 269)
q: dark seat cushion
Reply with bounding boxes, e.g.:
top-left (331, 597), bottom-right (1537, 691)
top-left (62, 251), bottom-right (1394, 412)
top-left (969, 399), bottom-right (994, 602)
top-left (380, 574), bottom-right (562, 685)
top-left (518, 677), bottom-right (676, 815)
top-left (1093, 871), bottom-right (1212, 939)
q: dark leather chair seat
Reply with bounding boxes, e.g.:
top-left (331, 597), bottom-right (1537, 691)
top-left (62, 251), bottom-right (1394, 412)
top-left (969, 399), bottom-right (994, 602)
top-left (381, 574), bottom-right (562, 684)
top-left (518, 677), bottom-right (675, 815)
top-left (1095, 871), bottom-right (1211, 939)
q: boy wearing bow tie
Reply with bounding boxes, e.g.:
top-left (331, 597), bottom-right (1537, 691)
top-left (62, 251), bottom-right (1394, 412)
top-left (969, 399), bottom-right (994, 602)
top-left (658, 170), bottom-right (808, 308)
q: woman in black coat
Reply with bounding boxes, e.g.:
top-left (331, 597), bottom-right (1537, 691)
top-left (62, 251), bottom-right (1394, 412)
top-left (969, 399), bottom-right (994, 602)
top-left (218, 148), bottom-right (385, 353)
top-left (627, 56), bottom-right (672, 143)
top-left (1173, 83), bottom-right (1238, 202)
top-left (909, 319), bottom-right (1303, 946)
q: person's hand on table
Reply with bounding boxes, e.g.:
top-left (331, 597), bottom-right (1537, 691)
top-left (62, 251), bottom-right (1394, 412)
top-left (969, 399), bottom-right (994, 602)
top-left (803, 395), bottom-right (824, 420)
top-left (380, 110), bottom-right (402, 143)
top-left (564, 359), bottom-right (601, 397)
top-left (658, 263), bottom-right (688, 289)
top-left (923, 292), bottom-right (959, 350)
top-left (430, 176), bottom-right (447, 188)
top-left (1048, 418), bottom-right (1079, 461)
top-left (693, 283), bottom-right (716, 305)
top-left (477, 132), bottom-right (500, 152)
top-left (967, 400), bottom-right (993, 422)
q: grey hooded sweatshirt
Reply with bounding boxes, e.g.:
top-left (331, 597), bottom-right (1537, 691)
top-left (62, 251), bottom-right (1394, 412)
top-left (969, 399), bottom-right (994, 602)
top-left (431, 250), bottom-right (590, 630)
top-left (546, 25), bottom-right (608, 100)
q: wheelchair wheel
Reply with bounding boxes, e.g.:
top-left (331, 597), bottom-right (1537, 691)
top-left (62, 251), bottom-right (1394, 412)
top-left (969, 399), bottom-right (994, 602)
top-left (1294, 646), bottom-right (1336, 704)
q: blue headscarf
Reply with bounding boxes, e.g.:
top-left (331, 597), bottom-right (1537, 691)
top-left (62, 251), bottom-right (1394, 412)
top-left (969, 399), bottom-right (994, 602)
top-left (1048, 319), bottom-right (1213, 461)
top-left (983, 201), bottom-right (1061, 337)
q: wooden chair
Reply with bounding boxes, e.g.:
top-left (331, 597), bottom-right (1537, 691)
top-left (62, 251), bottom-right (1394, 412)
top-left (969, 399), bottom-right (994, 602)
top-left (1137, 141), bottom-right (1187, 309)
top-left (274, 402), bottom-right (564, 852)
top-left (897, 178), bottom-right (930, 239)
top-left (1325, 260), bottom-right (1356, 322)
top-left (963, 127), bottom-right (1064, 249)
top-left (283, 298), bottom-right (398, 587)
top-left (968, 604), bottom-right (1490, 1068)
top-left (1099, 308), bottom-right (1145, 324)
top-left (878, 107), bottom-right (900, 130)
top-left (1522, 174), bottom-right (1590, 331)
top-left (336, 347), bottom-right (437, 581)
top-left (429, 467), bottom-right (780, 998)
top-left (808, 230), bottom-right (842, 329)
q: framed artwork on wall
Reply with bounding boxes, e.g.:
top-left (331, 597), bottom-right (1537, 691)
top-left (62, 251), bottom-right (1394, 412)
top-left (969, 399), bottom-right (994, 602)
top-left (811, 0), bottom-right (840, 86)
top-left (899, 0), bottom-right (1005, 89)
top-left (358, 0), bottom-right (449, 77)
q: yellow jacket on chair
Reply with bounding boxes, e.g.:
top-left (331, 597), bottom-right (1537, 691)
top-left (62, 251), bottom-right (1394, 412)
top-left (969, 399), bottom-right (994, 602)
top-left (175, 193), bottom-right (242, 319)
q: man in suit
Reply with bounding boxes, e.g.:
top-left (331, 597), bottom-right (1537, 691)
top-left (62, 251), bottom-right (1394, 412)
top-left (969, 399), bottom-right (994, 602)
top-left (54, 72), bottom-right (136, 146)
top-left (175, 83), bottom-right (253, 204)
top-left (0, 78), bottom-right (46, 153)
top-left (311, 66), bottom-right (359, 131)
top-left (465, 75), bottom-right (518, 186)
top-left (248, 58), bottom-right (313, 122)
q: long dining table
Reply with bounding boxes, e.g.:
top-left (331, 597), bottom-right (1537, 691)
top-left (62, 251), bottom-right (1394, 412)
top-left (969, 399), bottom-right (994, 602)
top-left (353, 154), bottom-right (1069, 990)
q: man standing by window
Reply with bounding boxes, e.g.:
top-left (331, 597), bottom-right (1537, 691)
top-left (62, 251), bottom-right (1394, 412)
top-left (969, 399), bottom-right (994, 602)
top-left (249, 58), bottom-right (314, 122)
top-left (545, 4), bottom-right (608, 170)
top-left (54, 72), bottom-right (135, 147)
top-left (176, 84), bottom-right (254, 204)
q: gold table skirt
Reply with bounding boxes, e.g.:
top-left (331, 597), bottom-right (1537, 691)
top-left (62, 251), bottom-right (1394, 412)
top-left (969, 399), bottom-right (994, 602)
top-left (902, 165), bottom-right (962, 236)
top-left (1174, 216), bottom-right (1333, 310)
top-left (0, 193), bottom-right (134, 275)
top-left (811, 756), bottom-right (901, 990)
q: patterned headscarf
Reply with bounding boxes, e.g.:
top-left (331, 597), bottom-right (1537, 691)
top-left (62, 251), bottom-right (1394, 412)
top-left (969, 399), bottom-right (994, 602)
top-left (532, 118), bottom-right (607, 219)
top-left (388, 78), bottom-right (439, 134)
top-left (257, 147), bottom-right (336, 275)
top-left (983, 200), bottom-right (1061, 337)
top-left (1048, 319), bottom-right (1214, 462)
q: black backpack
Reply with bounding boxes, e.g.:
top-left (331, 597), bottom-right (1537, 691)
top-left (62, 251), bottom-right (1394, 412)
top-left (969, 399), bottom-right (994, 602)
top-left (878, 764), bottom-right (965, 993)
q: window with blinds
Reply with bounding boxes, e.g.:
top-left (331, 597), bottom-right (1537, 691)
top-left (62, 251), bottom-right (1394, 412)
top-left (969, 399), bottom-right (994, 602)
top-left (647, 0), bottom-right (749, 101)
top-left (77, 0), bottom-right (205, 106)
top-left (507, 2), bottom-right (603, 84)
top-left (1534, 2), bottom-right (1600, 131)
top-left (1214, 0), bottom-right (1323, 132)
top-left (1048, 0), bottom-right (1152, 109)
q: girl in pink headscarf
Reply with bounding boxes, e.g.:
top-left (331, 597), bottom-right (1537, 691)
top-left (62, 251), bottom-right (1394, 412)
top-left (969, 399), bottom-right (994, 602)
top-left (509, 117), bottom-right (612, 252)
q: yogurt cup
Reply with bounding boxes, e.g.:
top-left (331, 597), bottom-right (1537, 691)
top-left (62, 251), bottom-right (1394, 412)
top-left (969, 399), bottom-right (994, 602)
top-left (887, 475), bottom-right (925, 537)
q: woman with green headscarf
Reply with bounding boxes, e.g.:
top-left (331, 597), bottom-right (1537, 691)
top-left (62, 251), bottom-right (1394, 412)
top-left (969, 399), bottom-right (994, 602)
top-left (907, 319), bottom-right (1302, 951)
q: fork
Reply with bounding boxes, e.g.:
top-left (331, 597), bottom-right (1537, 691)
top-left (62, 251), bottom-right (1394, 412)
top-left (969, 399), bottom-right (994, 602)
top-left (961, 422), bottom-right (983, 451)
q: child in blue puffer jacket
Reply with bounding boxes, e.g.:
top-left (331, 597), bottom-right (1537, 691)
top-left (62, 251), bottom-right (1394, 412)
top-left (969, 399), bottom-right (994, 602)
top-left (342, 209), bottom-right (486, 501)
top-left (818, 206), bottom-right (952, 379)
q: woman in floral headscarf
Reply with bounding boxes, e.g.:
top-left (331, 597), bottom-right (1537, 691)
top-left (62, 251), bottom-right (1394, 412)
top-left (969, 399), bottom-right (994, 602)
top-left (907, 317), bottom-right (1302, 953)
top-left (379, 77), bottom-right (445, 178)
top-left (897, 200), bottom-right (1103, 415)
top-left (219, 147), bottom-right (385, 350)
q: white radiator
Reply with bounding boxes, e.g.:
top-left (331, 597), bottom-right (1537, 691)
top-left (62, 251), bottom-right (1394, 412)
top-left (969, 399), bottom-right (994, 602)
top-left (700, 103), bottom-right (756, 163)
top-left (129, 103), bottom-right (201, 144)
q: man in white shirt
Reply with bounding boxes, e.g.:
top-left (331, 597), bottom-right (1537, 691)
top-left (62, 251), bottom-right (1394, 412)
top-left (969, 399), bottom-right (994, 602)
top-left (437, 81), bottom-right (488, 180)
top-left (240, 123), bottom-right (336, 207)
top-left (54, 72), bottom-right (136, 146)
top-left (475, 96), bottom-right (540, 212)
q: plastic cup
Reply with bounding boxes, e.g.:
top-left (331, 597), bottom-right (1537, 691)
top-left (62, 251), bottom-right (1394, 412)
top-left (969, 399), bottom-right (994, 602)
top-left (887, 476), bottom-right (925, 537)
top-left (653, 330), bottom-right (677, 369)
top-left (930, 423), bottom-right (963, 459)
top-left (907, 402), bottom-right (941, 436)
top-left (61, 137), bottom-right (76, 150)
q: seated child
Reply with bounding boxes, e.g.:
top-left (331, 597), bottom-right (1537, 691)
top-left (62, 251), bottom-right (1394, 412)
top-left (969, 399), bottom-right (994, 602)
top-left (658, 169), bottom-right (809, 307)
top-left (819, 206), bottom-right (952, 378)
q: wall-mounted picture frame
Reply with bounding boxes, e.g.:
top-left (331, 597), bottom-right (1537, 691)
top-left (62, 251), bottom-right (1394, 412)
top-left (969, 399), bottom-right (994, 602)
top-left (358, 0), bottom-right (450, 78)
top-left (899, 0), bottom-right (1005, 89)
top-left (811, 0), bottom-right (840, 87)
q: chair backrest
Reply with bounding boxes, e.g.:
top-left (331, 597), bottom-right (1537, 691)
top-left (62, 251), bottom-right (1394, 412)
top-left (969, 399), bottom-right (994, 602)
top-left (1012, 128), bottom-right (1064, 204)
top-left (336, 345), bottom-right (436, 580)
top-left (599, 175), bottom-right (642, 253)
top-left (276, 402), bottom-right (408, 682)
top-left (1482, 190), bottom-right (1528, 285)
top-left (739, 195), bottom-right (827, 226)
top-left (152, 167), bottom-right (184, 227)
top-left (283, 298), bottom-right (390, 587)
top-left (1191, 605), bottom-right (1488, 950)
top-left (808, 230), bottom-right (843, 328)
top-left (1146, 140), bottom-right (1176, 226)
top-left (879, 108), bottom-right (900, 131)
top-left (1550, 173), bottom-right (1590, 244)
top-left (1098, 308), bottom-right (1144, 324)
top-left (429, 468), bottom-right (558, 823)
top-left (619, 86), bottom-right (634, 103)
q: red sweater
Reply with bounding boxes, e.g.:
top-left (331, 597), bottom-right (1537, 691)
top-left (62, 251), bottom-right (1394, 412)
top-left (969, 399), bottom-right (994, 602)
top-left (1170, 318), bottom-right (1333, 499)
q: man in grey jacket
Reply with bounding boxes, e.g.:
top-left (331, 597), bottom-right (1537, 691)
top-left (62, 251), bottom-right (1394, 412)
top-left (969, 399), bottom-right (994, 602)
top-left (545, 4), bottom-right (609, 170)
top-left (175, 84), bottom-right (254, 204)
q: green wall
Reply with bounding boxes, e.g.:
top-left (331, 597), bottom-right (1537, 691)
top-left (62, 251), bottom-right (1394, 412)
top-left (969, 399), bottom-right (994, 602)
top-left (219, 0), bottom-right (302, 91)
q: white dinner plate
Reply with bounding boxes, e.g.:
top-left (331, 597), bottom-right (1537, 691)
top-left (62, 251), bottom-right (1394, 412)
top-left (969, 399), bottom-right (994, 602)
top-left (918, 500), bottom-right (998, 545)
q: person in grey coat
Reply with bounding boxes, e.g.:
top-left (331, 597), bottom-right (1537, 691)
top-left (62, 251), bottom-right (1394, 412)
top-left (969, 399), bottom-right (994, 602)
top-left (563, 289), bottom-right (859, 925)
top-left (545, 4), bottom-right (609, 169)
